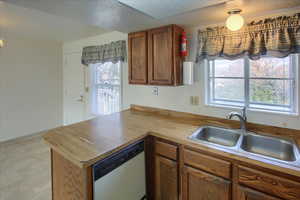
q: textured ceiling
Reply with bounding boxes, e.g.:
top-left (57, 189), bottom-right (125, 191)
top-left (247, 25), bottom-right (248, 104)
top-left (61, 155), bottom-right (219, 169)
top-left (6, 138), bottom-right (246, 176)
top-left (0, 1), bottom-right (108, 42)
top-left (117, 0), bottom-right (230, 19)
top-left (2, 0), bottom-right (300, 36)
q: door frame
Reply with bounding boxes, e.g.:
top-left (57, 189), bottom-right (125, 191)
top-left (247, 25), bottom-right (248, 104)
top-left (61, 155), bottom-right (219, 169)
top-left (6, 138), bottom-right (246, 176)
top-left (63, 51), bottom-right (88, 125)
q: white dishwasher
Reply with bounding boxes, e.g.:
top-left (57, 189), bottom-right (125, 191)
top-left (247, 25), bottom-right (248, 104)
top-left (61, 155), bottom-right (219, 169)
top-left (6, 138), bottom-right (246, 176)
top-left (93, 140), bottom-right (146, 200)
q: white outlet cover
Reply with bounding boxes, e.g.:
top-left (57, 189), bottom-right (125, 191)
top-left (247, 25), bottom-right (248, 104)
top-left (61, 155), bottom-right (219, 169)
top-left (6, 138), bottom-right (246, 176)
top-left (152, 87), bottom-right (159, 96)
top-left (118, 0), bottom-right (229, 19)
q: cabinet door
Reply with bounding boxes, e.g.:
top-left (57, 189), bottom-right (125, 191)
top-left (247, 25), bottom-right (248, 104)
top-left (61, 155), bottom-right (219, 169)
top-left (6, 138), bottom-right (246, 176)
top-left (148, 26), bottom-right (173, 85)
top-left (128, 31), bottom-right (148, 84)
top-left (182, 166), bottom-right (231, 200)
top-left (155, 155), bottom-right (178, 200)
top-left (237, 186), bottom-right (283, 200)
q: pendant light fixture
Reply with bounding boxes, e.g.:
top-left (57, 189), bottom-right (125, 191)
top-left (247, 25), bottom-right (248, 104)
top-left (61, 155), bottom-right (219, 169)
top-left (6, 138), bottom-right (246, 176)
top-left (226, 9), bottom-right (244, 31)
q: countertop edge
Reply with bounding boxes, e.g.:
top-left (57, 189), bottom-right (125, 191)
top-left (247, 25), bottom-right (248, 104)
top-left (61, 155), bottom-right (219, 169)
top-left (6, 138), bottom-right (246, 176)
top-left (43, 105), bottom-right (300, 178)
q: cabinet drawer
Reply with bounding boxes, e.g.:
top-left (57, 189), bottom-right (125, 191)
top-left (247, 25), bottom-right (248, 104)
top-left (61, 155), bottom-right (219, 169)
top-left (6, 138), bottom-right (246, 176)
top-left (183, 149), bottom-right (231, 179)
top-left (238, 166), bottom-right (300, 200)
top-left (237, 186), bottom-right (283, 200)
top-left (155, 140), bottom-right (178, 160)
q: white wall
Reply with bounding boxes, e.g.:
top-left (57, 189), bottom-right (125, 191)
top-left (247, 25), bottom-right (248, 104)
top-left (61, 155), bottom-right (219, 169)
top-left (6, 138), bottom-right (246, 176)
top-left (0, 37), bottom-right (63, 142)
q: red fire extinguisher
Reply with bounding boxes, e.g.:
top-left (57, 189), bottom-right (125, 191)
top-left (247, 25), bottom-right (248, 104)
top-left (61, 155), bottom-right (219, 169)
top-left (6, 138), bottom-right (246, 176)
top-left (181, 31), bottom-right (188, 57)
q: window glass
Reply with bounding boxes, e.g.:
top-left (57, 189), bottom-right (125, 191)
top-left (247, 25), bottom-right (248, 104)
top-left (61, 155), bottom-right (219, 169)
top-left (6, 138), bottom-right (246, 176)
top-left (250, 57), bottom-right (290, 78)
top-left (207, 55), bottom-right (297, 113)
top-left (212, 59), bottom-right (244, 77)
top-left (91, 62), bottom-right (121, 115)
top-left (214, 79), bottom-right (244, 101)
top-left (249, 79), bottom-right (291, 106)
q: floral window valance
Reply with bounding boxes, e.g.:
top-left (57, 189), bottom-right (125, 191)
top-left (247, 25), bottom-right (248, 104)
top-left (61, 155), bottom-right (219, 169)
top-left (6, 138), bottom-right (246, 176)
top-left (81, 40), bottom-right (127, 65)
top-left (196, 13), bottom-right (300, 62)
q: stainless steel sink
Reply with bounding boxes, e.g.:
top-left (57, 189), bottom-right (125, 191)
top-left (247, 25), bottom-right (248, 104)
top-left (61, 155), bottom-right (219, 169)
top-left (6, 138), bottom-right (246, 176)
top-left (188, 126), bottom-right (300, 166)
top-left (188, 126), bottom-right (241, 147)
top-left (240, 133), bottom-right (297, 162)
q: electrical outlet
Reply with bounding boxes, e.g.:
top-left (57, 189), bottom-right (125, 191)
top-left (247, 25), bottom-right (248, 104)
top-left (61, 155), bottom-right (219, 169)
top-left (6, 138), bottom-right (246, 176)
top-left (152, 87), bottom-right (159, 96)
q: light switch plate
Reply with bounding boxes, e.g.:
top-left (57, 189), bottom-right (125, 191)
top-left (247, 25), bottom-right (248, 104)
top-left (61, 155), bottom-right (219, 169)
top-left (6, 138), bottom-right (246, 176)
top-left (190, 96), bottom-right (200, 105)
top-left (152, 87), bottom-right (159, 96)
top-left (194, 96), bottom-right (199, 105)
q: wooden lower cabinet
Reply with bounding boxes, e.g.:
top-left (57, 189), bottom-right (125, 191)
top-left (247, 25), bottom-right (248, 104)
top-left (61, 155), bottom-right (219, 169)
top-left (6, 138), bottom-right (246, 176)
top-left (155, 155), bottom-right (179, 200)
top-left (182, 166), bottom-right (231, 200)
top-left (237, 186), bottom-right (283, 200)
top-left (51, 150), bottom-right (93, 200)
top-left (149, 140), bottom-right (300, 200)
top-left (237, 166), bottom-right (300, 200)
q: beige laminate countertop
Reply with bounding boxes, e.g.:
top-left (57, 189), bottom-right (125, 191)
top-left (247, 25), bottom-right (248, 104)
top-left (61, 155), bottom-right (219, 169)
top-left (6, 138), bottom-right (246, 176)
top-left (43, 106), bottom-right (300, 178)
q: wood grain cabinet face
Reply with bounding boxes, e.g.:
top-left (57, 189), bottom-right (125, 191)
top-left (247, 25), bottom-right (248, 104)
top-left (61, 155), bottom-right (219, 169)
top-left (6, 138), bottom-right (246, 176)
top-left (238, 166), bottom-right (300, 200)
top-left (128, 31), bottom-right (148, 84)
top-left (155, 140), bottom-right (178, 160)
top-left (182, 166), bottom-right (231, 200)
top-left (237, 186), bottom-right (283, 200)
top-left (128, 25), bottom-right (183, 86)
top-left (51, 150), bottom-right (93, 200)
top-left (148, 26), bottom-right (173, 85)
top-left (183, 148), bottom-right (231, 179)
top-left (155, 155), bottom-right (179, 200)
top-left (149, 137), bottom-right (300, 200)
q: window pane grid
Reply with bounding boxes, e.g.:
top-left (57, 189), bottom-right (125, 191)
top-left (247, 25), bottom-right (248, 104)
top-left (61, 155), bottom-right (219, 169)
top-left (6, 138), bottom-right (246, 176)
top-left (207, 56), bottom-right (297, 113)
top-left (94, 85), bottom-right (120, 115)
top-left (249, 101), bottom-right (292, 108)
top-left (91, 62), bottom-right (121, 116)
top-left (209, 77), bottom-right (244, 79)
top-left (213, 98), bottom-right (244, 103)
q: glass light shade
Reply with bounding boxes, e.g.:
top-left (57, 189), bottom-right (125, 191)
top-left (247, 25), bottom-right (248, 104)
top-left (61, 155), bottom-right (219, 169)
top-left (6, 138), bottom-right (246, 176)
top-left (0, 40), bottom-right (3, 48)
top-left (226, 14), bottom-right (244, 31)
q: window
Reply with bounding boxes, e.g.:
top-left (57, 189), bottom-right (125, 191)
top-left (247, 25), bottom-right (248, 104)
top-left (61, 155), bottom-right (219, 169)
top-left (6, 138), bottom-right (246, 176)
top-left (90, 62), bottom-right (121, 115)
top-left (206, 55), bottom-right (298, 114)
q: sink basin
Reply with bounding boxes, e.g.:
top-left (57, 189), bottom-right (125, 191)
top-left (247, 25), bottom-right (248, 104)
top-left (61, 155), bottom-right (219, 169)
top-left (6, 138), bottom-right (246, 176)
top-left (188, 126), bottom-right (300, 166)
top-left (241, 133), bottom-right (297, 162)
top-left (189, 126), bottom-right (241, 147)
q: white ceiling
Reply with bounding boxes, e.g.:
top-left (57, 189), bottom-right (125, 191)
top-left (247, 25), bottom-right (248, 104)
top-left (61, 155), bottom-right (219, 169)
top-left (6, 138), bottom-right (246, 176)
top-left (0, 1), bottom-right (108, 42)
top-left (118, 0), bottom-right (230, 19)
top-left (1, 0), bottom-right (300, 41)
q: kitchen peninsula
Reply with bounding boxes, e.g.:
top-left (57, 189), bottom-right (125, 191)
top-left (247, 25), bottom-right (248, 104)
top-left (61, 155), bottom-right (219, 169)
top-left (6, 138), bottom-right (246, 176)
top-left (44, 105), bottom-right (300, 200)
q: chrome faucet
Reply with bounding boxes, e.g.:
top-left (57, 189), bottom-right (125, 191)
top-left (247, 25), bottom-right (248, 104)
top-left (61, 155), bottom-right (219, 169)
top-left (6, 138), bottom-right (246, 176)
top-left (227, 107), bottom-right (247, 132)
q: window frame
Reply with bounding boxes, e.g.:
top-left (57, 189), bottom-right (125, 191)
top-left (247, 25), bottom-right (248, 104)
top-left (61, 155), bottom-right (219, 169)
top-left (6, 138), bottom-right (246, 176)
top-left (205, 55), bottom-right (299, 115)
top-left (89, 61), bottom-right (122, 116)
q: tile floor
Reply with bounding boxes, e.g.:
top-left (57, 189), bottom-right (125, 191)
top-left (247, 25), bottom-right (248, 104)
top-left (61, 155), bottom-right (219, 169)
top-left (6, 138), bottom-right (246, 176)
top-left (0, 133), bottom-right (51, 200)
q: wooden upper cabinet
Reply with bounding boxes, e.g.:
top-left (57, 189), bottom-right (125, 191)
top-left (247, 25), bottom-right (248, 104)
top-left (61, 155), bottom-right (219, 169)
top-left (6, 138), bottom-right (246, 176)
top-left (237, 186), bottom-right (283, 200)
top-left (128, 25), bottom-right (184, 86)
top-left (182, 166), bottom-right (231, 200)
top-left (148, 25), bottom-right (184, 85)
top-left (128, 31), bottom-right (148, 84)
top-left (148, 25), bottom-right (173, 85)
